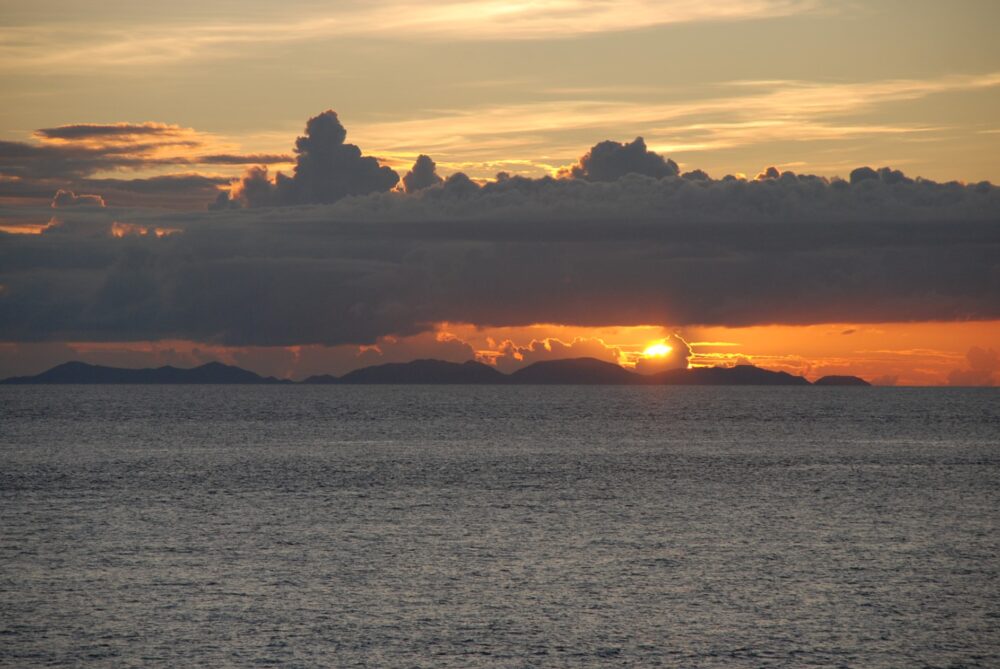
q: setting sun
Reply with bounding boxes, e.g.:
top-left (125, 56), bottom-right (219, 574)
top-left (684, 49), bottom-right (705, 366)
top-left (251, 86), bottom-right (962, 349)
top-left (643, 342), bottom-right (673, 358)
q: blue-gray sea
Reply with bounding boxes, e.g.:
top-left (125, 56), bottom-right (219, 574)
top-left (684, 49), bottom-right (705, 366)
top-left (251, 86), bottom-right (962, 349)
top-left (1, 386), bottom-right (998, 668)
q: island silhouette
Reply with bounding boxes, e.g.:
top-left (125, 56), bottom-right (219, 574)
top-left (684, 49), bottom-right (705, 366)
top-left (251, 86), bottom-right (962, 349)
top-left (2, 358), bottom-right (869, 386)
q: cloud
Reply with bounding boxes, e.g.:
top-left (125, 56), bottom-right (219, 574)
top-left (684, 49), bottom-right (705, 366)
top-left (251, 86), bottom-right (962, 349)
top-left (82, 175), bottom-right (230, 209)
top-left (402, 155), bottom-right (444, 193)
top-left (562, 137), bottom-right (679, 181)
top-left (220, 111), bottom-right (399, 207)
top-left (0, 138), bottom-right (287, 180)
top-left (1, 121), bottom-right (999, 347)
top-left (947, 346), bottom-right (998, 386)
top-left (2, 1), bottom-right (820, 69)
top-left (218, 166), bottom-right (276, 208)
top-left (2, 174), bottom-right (231, 211)
top-left (356, 331), bottom-right (476, 367)
top-left (490, 336), bottom-right (623, 373)
top-left (0, 122), bottom-right (291, 210)
top-left (344, 72), bottom-right (1000, 177)
top-left (51, 189), bottom-right (105, 208)
top-left (871, 374), bottom-right (898, 386)
top-left (0, 139), bottom-right (147, 180)
top-left (197, 154), bottom-right (292, 165)
top-left (34, 123), bottom-right (182, 142)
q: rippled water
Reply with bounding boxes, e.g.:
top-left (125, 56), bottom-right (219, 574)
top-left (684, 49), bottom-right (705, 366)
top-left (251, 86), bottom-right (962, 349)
top-left (1, 386), bottom-right (998, 667)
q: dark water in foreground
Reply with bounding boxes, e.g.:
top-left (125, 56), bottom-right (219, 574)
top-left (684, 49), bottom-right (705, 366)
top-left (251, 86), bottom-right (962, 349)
top-left (1, 386), bottom-right (998, 668)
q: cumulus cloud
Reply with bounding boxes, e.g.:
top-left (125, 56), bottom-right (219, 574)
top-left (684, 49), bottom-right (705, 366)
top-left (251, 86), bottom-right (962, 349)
top-left (402, 155), bottom-right (444, 193)
top-left (1, 118), bottom-right (999, 348)
top-left (563, 137), bottom-right (679, 181)
top-left (871, 374), bottom-right (899, 386)
top-left (682, 169), bottom-right (710, 181)
top-left (220, 111), bottom-right (399, 207)
top-left (490, 337), bottom-right (623, 373)
top-left (217, 166), bottom-right (276, 209)
top-left (947, 346), bottom-right (998, 386)
top-left (51, 189), bottom-right (105, 208)
top-left (756, 166), bottom-right (781, 180)
top-left (850, 166), bottom-right (912, 185)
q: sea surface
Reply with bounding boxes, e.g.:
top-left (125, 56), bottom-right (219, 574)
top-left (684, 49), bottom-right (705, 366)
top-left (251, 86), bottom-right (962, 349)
top-left (1, 386), bottom-right (998, 668)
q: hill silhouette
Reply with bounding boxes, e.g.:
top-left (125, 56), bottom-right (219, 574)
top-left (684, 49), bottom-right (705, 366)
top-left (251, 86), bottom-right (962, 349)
top-left (509, 357), bottom-right (638, 384)
top-left (814, 375), bottom-right (871, 386)
top-left (1, 361), bottom-right (289, 384)
top-left (3, 358), bottom-right (848, 386)
top-left (304, 359), bottom-right (504, 384)
top-left (645, 364), bottom-right (811, 386)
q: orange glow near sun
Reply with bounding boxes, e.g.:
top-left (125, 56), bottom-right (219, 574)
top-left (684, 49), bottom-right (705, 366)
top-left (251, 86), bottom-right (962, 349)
top-left (642, 342), bottom-right (672, 358)
top-left (5, 320), bottom-right (999, 386)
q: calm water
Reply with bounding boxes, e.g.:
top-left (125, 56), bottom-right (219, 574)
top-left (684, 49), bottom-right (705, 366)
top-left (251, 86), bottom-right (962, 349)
top-left (1, 386), bottom-right (998, 668)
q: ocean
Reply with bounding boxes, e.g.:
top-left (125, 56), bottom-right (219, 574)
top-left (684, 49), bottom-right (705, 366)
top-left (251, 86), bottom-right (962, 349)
top-left (1, 386), bottom-right (998, 667)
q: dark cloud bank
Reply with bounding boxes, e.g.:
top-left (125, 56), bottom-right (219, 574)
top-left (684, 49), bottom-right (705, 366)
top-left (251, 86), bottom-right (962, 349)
top-left (1, 110), bottom-right (999, 346)
top-left (0, 121), bottom-right (290, 209)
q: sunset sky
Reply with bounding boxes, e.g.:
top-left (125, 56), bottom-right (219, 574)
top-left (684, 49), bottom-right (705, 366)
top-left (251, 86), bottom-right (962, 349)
top-left (1, 0), bottom-right (998, 384)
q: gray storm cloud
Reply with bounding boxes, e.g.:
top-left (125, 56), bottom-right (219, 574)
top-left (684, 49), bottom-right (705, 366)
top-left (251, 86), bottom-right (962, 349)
top-left (1, 112), bottom-right (999, 346)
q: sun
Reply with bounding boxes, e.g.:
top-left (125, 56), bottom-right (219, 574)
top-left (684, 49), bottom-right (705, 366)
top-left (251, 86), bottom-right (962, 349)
top-left (643, 342), bottom-right (673, 358)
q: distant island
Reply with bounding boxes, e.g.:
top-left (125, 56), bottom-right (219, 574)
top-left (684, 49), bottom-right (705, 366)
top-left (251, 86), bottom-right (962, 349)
top-left (2, 358), bottom-right (870, 386)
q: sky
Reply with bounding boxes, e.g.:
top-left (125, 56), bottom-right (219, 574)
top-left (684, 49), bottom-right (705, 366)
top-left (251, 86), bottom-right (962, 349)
top-left (1, 0), bottom-right (998, 384)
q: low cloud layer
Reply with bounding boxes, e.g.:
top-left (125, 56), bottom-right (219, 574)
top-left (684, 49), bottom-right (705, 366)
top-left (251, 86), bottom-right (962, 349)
top-left (34, 123), bottom-right (182, 142)
top-left (1, 112), bottom-right (999, 347)
top-left (0, 122), bottom-right (291, 209)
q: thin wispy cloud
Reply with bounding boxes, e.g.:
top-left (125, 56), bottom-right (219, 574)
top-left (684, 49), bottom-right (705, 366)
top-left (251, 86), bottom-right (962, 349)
top-left (346, 72), bottom-right (1000, 174)
top-left (0, 0), bottom-right (820, 69)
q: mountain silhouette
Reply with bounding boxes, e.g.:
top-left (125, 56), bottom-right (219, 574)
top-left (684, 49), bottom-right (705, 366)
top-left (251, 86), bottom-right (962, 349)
top-left (813, 375), bottom-right (871, 386)
top-left (3, 358), bottom-right (847, 386)
top-left (644, 364), bottom-right (811, 386)
top-left (304, 359), bottom-right (505, 384)
top-left (509, 357), bottom-right (638, 384)
top-left (0, 361), bottom-right (289, 384)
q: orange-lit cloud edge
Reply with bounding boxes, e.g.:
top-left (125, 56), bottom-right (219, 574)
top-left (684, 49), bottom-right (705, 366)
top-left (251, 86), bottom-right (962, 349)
top-left (2, 320), bottom-right (998, 386)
